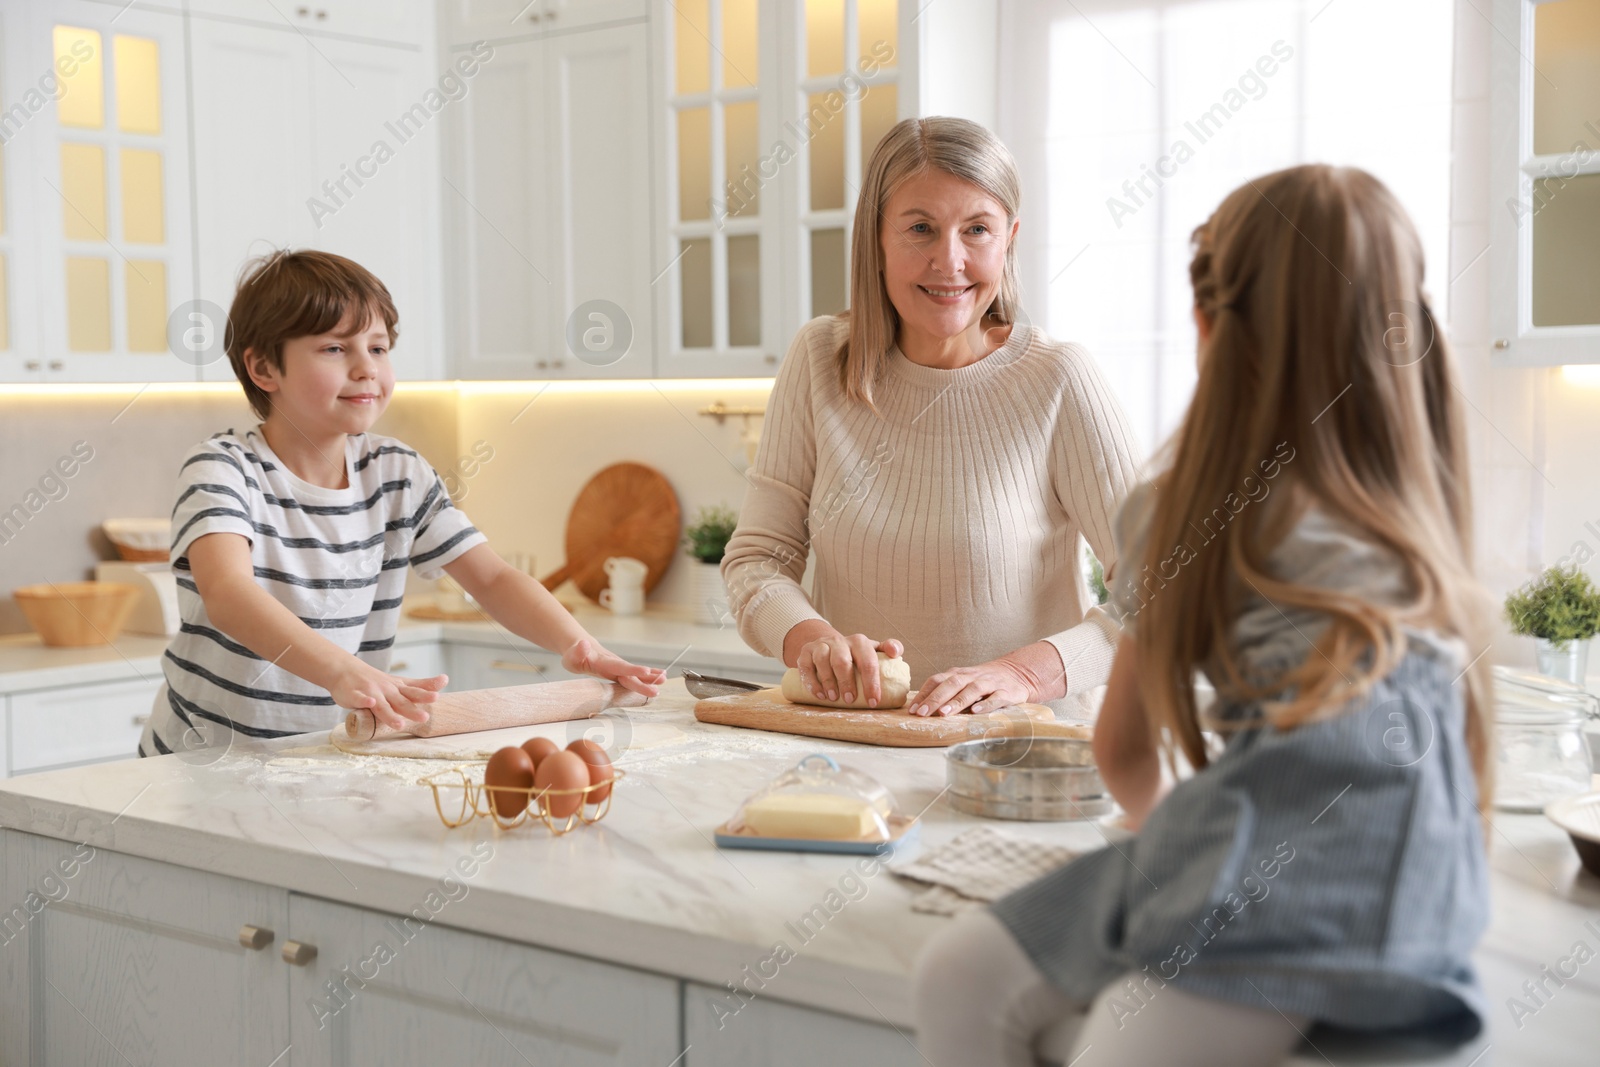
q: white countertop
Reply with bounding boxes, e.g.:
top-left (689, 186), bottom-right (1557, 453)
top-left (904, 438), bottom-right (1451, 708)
top-left (1, 678), bottom-right (1598, 1057)
top-left (0, 598), bottom-right (779, 694)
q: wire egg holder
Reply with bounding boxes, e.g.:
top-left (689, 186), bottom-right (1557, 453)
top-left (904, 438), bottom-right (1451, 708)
top-left (420, 767), bottom-right (626, 834)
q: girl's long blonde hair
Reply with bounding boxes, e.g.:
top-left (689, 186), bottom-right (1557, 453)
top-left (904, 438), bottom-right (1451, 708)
top-left (838, 117), bottom-right (1023, 406)
top-left (1139, 164), bottom-right (1492, 795)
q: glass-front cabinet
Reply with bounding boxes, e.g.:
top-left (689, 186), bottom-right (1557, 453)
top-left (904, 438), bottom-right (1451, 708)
top-left (655, 0), bottom-right (904, 377)
top-left (1490, 0), bottom-right (1600, 364)
top-left (22, 2), bottom-right (194, 381)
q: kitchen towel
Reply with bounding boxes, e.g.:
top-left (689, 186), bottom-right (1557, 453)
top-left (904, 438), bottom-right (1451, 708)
top-left (890, 828), bottom-right (1080, 915)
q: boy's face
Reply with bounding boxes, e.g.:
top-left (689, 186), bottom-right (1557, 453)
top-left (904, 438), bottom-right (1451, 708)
top-left (249, 307), bottom-right (394, 434)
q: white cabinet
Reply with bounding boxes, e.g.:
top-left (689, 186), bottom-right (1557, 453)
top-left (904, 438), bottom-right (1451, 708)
top-left (444, 18), bottom-right (655, 379)
top-left (1488, 0), bottom-right (1600, 365)
top-left (0, 830), bottom-right (292, 1066)
top-left (5, 675), bottom-right (161, 777)
top-left (189, 14), bottom-right (444, 382)
top-left (3, 1), bottom-right (198, 383)
top-left (387, 637), bottom-right (446, 678)
top-left (684, 981), bottom-right (923, 1067)
top-left (0, 832), bottom-right (683, 1066)
top-left (183, 1), bottom-right (433, 48)
top-left (288, 893), bottom-right (682, 1065)
top-left (443, 642), bottom-right (580, 690)
top-left (442, 0), bottom-right (650, 46)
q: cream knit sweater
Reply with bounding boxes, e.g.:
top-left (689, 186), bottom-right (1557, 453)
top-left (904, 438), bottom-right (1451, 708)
top-left (722, 315), bottom-right (1143, 711)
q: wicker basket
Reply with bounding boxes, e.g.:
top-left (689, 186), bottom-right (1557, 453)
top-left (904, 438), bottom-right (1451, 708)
top-left (102, 518), bottom-right (171, 563)
top-left (13, 582), bottom-right (140, 647)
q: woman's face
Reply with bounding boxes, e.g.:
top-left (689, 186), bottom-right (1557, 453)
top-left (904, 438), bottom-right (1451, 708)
top-left (879, 168), bottom-right (1017, 343)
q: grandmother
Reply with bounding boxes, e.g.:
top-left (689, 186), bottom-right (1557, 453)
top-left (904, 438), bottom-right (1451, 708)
top-left (721, 117), bottom-right (1142, 718)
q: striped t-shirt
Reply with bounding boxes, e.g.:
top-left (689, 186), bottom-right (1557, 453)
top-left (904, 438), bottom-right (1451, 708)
top-left (137, 428), bottom-right (485, 757)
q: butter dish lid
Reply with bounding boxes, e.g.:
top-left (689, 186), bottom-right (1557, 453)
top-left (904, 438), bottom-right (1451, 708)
top-left (727, 754), bottom-right (899, 842)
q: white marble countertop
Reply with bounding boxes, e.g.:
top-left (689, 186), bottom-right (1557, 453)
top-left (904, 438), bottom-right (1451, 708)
top-left (0, 598), bottom-right (778, 694)
top-left (1, 679), bottom-right (1598, 1056)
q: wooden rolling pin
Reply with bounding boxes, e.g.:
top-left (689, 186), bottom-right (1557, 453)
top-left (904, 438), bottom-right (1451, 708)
top-left (344, 678), bottom-right (650, 742)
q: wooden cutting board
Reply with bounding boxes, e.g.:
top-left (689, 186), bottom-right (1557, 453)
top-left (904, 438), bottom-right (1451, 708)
top-left (538, 463), bottom-right (681, 603)
top-left (693, 688), bottom-right (1088, 748)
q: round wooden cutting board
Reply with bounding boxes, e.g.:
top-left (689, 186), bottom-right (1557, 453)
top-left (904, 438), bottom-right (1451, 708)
top-left (539, 463), bottom-right (681, 602)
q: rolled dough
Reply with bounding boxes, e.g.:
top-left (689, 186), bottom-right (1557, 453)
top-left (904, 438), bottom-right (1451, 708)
top-left (330, 715), bottom-right (683, 759)
top-left (780, 653), bottom-right (911, 709)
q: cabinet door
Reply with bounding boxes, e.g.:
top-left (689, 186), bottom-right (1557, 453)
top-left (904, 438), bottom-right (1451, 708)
top-left (188, 18), bottom-right (314, 382)
top-left (30, 1), bottom-right (197, 383)
top-left (445, 38), bottom-right (554, 379)
top-left (684, 982), bottom-right (924, 1067)
top-left (185, 1), bottom-right (433, 47)
top-left (287, 893), bottom-right (682, 1066)
top-left (307, 37), bottom-right (444, 380)
top-left (7, 675), bottom-right (162, 777)
top-left (443, 0), bottom-right (649, 46)
top-left (543, 22), bottom-right (655, 378)
top-left (0, 830), bottom-right (291, 1067)
top-left (386, 639), bottom-right (446, 678)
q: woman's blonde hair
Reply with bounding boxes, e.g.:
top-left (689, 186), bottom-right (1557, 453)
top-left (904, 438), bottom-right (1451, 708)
top-left (1138, 164), bottom-right (1492, 797)
top-left (838, 116), bottom-right (1023, 405)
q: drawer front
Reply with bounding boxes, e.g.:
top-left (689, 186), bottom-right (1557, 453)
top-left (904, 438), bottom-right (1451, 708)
top-left (9, 677), bottom-right (163, 775)
top-left (444, 644), bottom-right (581, 692)
top-left (387, 641), bottom-right (446, 679)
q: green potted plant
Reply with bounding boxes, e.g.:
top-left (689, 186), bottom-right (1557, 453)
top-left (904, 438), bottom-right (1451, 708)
top-left (684, 505), bottom-right (739, 626)
top-left (1504, 564), bottom-right (1600, 683)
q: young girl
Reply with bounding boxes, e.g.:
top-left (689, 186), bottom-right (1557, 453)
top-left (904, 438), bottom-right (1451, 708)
top-left (912, 164), bottom-right (1492, 1066)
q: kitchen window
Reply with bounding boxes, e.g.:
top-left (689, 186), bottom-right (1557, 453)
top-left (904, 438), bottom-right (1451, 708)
top-left (1000, 0), bottom-right (1454, 448)
top-left (1489, 0), bottom-right (1600, 365)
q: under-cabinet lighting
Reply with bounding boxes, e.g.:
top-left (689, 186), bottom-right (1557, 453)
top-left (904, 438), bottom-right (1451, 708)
top-left (1560, 366), bottom-right (1600, 387)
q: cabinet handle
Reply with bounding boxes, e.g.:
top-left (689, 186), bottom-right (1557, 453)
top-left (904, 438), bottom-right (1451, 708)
top-left (390, 660), bottom-right (409, 672)
top-left (489, 660), bottom-right (546, 674)
top-left (132, 713), bottom-right (150, 727)
top-left (296, 5), bottom-right (309, 14)
top-left (536, 359), bottom-right (549, 369)
top-left (764, 354), bottom-right (778, 364)
top-left (316, 9), bottom-right (328, 18)
top-left (282, 940), bottom-right (318, 966)
top-left (1493, 339), bottom-right (1510, 350)
top-left (49, 360), bottom-right (64, 370)
top-left (24, 359), bottom-right (40, 371)
top-left (239, 925), bottom-right (275, 950)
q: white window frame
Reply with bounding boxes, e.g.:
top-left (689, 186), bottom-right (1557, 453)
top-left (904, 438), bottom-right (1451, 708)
top-left (1488, 0), bottom-right (1600, 366)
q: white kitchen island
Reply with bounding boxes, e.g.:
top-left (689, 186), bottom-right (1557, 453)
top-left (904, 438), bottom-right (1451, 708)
top-left (1, 679), bottom-right (1596, 1066)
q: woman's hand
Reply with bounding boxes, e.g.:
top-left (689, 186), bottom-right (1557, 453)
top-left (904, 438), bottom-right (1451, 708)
top-left (783, 620), bottom-right (904, 707)
top-left (328, 660), bottom-right (449, 730)
top-left (907, 640), bottom-right (1066, 716)
top-left (562, 637), bottom-right (667, 697)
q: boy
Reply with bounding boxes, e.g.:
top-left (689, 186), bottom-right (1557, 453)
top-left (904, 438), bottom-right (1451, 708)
top-left (138, 250), bottom-right (664, 757)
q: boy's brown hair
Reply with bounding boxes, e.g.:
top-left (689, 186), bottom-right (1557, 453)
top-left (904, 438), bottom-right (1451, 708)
top-left (224, 249), bottom-right (400, 420)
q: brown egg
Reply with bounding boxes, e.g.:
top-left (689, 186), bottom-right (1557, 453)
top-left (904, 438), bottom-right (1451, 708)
top-left (484, 746), bottom-right (535, 818)
top-left (534, 750), bottom-right (590, 819)
top-left (520, 736), bottom-right (560, 769)
top-left (567, 739), bottom-right (615, 804)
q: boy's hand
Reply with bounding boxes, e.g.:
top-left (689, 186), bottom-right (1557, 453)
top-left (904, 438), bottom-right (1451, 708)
top-left (329, 662), bottom-right (449, 730)
top-left (561, 638), bottom-right (666, 697)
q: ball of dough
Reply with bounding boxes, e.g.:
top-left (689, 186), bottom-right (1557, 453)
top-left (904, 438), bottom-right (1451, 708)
top-left (781, 652), bottom-right (911, 709)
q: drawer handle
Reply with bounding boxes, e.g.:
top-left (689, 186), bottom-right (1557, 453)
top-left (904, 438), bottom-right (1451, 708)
top-left (132, 713), bottom-right (150, 727)
top-left (282, 940), bottom-right (317, 966)
top-left (239, 924), bottom-right (275, 950)
top-left (489, 660), bottom-right (546, 674)
top-left (390, 661), bottom-right (409, 672)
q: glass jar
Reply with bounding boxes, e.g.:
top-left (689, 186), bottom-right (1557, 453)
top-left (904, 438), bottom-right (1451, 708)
top-left (1492, 666), bottom-right (1596, 812)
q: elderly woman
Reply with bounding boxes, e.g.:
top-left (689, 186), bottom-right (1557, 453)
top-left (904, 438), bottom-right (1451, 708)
top-left (722, 117), bottom-right (1142, 718)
